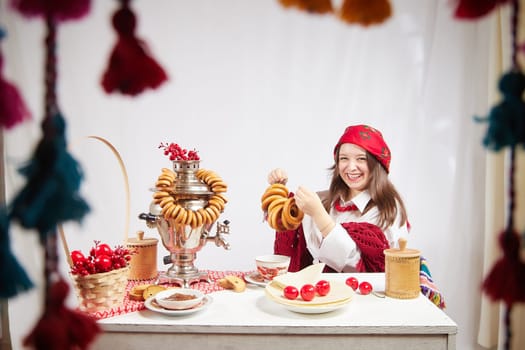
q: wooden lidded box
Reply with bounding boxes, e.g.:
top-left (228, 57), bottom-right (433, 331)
top-left (384, 238), bottom-right (420, 299)
top-left (126, 231), bottom-right (158, 280)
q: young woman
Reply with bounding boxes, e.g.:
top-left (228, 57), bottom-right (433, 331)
top-left (268, 124), bottom-right (409, 273)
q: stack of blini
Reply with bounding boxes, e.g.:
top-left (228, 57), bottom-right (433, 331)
top-left (261, 183), bottom-right (304, 231)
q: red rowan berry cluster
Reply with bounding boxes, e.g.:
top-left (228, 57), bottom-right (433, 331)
top-left (70, 240), bottom-right (135, 276)
top-left (159, 142), bottom-right (200, 161)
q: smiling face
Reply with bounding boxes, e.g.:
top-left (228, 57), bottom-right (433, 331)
top-left (337, 143), bottom-right (371, 198)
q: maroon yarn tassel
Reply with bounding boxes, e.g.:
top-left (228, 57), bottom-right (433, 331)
top-left (23, 278), bottom-right (100, 350)
top-left (482, 228), bottom-right (525, 306)
top-left (0, 50), bottom-right (31, 129)
top-left (454, 0), bottom-right (511, 19)
top-left (10, 0), bottom-right (91, 21)
top-left (101, 0), bottom-right (168, 96)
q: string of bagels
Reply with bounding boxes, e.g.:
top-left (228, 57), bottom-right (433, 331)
top-left (153, 167), bottom-right (228, 228)
top-left (261, 183), bottom-right (304, 231)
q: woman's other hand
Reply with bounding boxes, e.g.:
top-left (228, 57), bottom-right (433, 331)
top-left (267, 168), bottom-right (288, 185)
top-left (294, 186), bottom-right (323, 216)
top-left (295, 186), bottom-right (335, 237)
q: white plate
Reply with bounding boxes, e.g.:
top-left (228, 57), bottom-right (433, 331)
top-left (265, 279), bottom-right (353, 307)
top-left (271, 298), bottom-right (352, 314)
top-left (244, 272), bottom-right (269, 287)
top-left (144, 295), bottom-right (213, 316)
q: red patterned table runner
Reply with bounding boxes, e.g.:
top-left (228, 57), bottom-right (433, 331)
top-left (89, 270), bottom-right (249, 320)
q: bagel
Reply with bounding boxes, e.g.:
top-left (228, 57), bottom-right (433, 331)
top-left (261, 183), bottom-right (304, 231)
top-left (175, 207), bottom-right (188, 224)
top-left (261, 185), bottom-right (288, 201)
top-left (153, 191), bottom-right (170, 200)
top-left (184, 210), bottom-right (194, 226)
top-left (269, 183), bottom-right (288, 193)
top-left (170, 204), bottom-right (182, 219)
top-left (155, 179), bottom-right (172, 188)
top-left (211, 185), bottom-right (228, 193)
top-left (281, 197), bottom-right (303, 230)
top-left (205, 205), bottom-right (220, 222)
top-left (154, 166), bottom-right (227, 226)
top-left (267, 197), bottom-right (287, 213)
top-left (261, 194), bottom-right (284, 211)
top-left (208, 198), bottom-right (224, 212)
top-left (215, 193), bottom-right (228, 203)
top-left (268, 202), bottom-right (285, 231)
top-left (159, 196), bottom-right (175, 208)
top-left (161, 202), bottom-right (176, 217)
top-left (198, 208), bottom-right (212, 225)
top-left (157, 174), bottom-right (175, 182)
top-left (194, 209), bottom-right (203, 228)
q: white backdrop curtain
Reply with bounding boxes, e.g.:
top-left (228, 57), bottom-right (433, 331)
top-left (477, 4), bottom-right (525, 350)
top-left (0, 1), bottom-right (520, 349)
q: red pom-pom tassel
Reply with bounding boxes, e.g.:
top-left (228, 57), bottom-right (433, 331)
top-left (454, 0), bottom-right (511, 19)
top-left (23, 279), bottom-right (100, 350)
top-left (339, 0), bottom-right (392, 26)
top-left (482, 229), bottom-right (525, 306)
top-left (101, 1), bottom-right (168, 96)
top-left (10, 0), bottom-right (91, 21)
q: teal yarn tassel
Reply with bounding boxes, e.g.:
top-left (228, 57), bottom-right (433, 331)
top-left (474, 70), bottom-right (525, 151)
top-left (0, 207), bottom-right (34, 298)
top-left (9, 112), bottom-right (90, 239)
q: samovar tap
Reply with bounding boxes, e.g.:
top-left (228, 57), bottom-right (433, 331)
top-left (206, 220), bottom-right (231, 250)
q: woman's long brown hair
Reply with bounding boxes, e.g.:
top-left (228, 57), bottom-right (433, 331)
top-left (322, 150), bottom-right (407, 230)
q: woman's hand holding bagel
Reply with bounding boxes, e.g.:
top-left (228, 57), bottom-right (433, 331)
top-left (261, 174), bottom-right (304, 231)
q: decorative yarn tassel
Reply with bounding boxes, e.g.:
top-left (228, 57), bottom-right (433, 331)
top-left (0, 28), bottom-right (31, 129)
top-left (454, 0), bottom-right (511, 19)
top-left (482, 229), bottom-right (525, 305)
top-left (0, 207), bottom-right (34, 298)
top-left (474, 70), bottom-right (525, 150)
top-left (9, 112), bottom-right (90, 240)
top-left (10, 0), bottom-right (91, 21)
top-left (419, 256), bottom-right (446, 309)
top-left (482, 146), bottom-right (525, 307)
top-left (101, 0), bottom-right (168, 96)
top-left (278, 0), bottom-right (334, 14)
top-left (339, 0), bottom-right (392, 26)
top-left (23, 278), bottom-right (100, 350)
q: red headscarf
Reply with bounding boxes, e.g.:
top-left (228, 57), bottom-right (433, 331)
top-left (334, 124), bottom-right (391, 173)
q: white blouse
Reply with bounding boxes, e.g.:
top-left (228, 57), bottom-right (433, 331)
top-left (303, 190), bottom-right (409, 272)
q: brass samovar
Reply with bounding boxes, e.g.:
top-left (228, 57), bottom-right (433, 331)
top-left (139, 160), bottom-right (230, 287)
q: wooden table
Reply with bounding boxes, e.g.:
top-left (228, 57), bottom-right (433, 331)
top-left (93, 273), bottom-right (457, 350)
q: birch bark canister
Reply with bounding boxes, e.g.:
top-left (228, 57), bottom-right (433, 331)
top-left (127, 231), bottom-right (159, 280)
top-left (384, 238), bottom-right (421, 299)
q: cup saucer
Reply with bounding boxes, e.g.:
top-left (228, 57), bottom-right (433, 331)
top-left (244, 272), bottom-right (269, 287)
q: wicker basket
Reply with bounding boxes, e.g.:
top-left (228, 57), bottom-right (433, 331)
top-left (59, 136), bottom-right (133, 313)
top-left (71, 266), bottom-right (130, 313)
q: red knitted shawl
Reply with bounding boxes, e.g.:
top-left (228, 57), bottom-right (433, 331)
top-left (274, 222), bottom-right (389, 273)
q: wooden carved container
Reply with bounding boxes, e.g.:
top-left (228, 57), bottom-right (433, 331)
top-left (384, 238), bottom-right (421, 299)
top-left (126, 231), bottom-right (158, 280)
